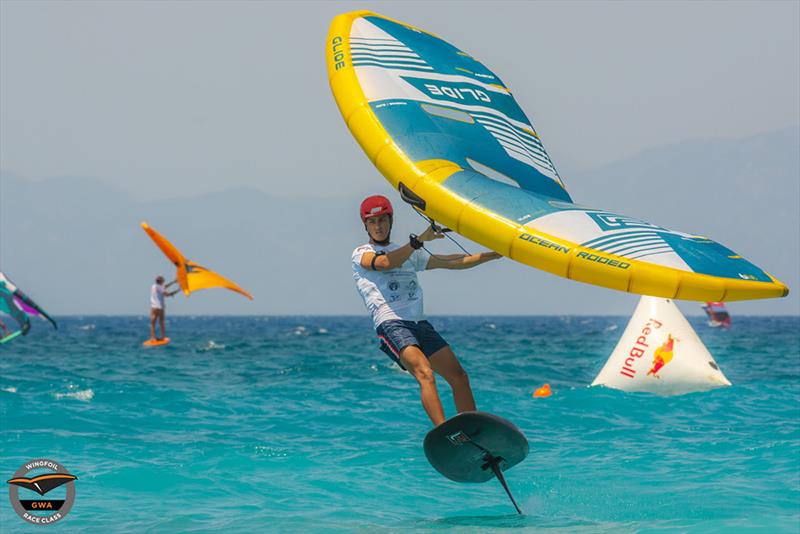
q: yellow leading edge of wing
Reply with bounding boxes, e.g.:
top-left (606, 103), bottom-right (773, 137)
top-left (326, 11), bottom-right (788, 302)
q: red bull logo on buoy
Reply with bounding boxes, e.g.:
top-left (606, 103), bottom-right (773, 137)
top-left (647, 334), bottom-right (678, 377)
top-left (619, 318), bottom-right (663, 378)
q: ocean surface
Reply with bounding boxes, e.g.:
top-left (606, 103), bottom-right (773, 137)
top-left (0, 315), bottom-right (798, 533)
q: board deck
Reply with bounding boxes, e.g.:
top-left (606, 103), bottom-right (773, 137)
top-left (423, 411), bottom-right (528, 483)
top-left (143, 337), bottom-right (170, 347)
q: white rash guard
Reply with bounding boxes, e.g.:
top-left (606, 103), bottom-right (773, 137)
top-left (352, 242), bottom-right (430, 328)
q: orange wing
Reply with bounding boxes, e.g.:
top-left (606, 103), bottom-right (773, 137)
top-left (140, 222), bottom-right (253, 300)
top-left (184, 260), bottom-right (253, 300)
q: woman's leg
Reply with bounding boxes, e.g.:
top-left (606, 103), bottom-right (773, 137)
top-left (399, 345), bottom-right (446, 426)
top-left (429, 346), bottom-right (476, 413)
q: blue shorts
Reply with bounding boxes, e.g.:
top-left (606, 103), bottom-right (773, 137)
top-left (376, 320), bottom-right (449, 370)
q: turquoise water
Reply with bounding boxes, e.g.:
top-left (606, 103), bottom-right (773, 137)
top-left (1, 316), bottom-right (798, 532)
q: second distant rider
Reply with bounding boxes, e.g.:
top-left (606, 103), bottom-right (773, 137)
top-left (149, 276), bottom-right (179, 341)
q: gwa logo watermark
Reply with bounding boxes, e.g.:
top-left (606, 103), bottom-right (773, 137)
top-left (7, 458), bottom-right (77, 525)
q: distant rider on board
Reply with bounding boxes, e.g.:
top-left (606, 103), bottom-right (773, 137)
top-left (149, 276), bottom-right (179, 341)
top-left (352, 195), bottom-right (501, 426)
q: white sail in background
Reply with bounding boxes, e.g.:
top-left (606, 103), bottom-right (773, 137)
top-left (592, 296), bottom-right (731, 395)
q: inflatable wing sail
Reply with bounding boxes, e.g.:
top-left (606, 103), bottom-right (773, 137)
top-left (0, 272), bottom-right (57, 343)
top-left (592, 296), bottom-right (730, 395)
top-left (326, 11), bottom-right (788, 301)
top-left (140, 222), bottom-right (253, 300)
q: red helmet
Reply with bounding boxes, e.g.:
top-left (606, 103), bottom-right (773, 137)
top-left (360, 195), bottom-right (393, 222)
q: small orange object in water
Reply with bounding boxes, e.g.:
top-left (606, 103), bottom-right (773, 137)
top-left (533, 383), bottom-right (552, 397)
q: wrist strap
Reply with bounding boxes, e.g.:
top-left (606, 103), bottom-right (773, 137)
top-left (409, 234), bottom-right (423, 250)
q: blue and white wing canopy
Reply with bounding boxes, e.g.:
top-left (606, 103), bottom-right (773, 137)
top-left (327, 11), bottom-right (788, 301)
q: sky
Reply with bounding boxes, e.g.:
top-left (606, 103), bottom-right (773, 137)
top-left (1, 1), bottom-right (798, 315)
top-left (2, 1), bottom-right (798, 199)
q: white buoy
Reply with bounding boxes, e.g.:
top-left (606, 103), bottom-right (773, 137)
top-left (592, 296), bottom-right (731, 395)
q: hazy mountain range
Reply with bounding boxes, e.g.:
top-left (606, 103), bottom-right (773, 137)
top-left (1, 127), bottom-right (797, 316)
